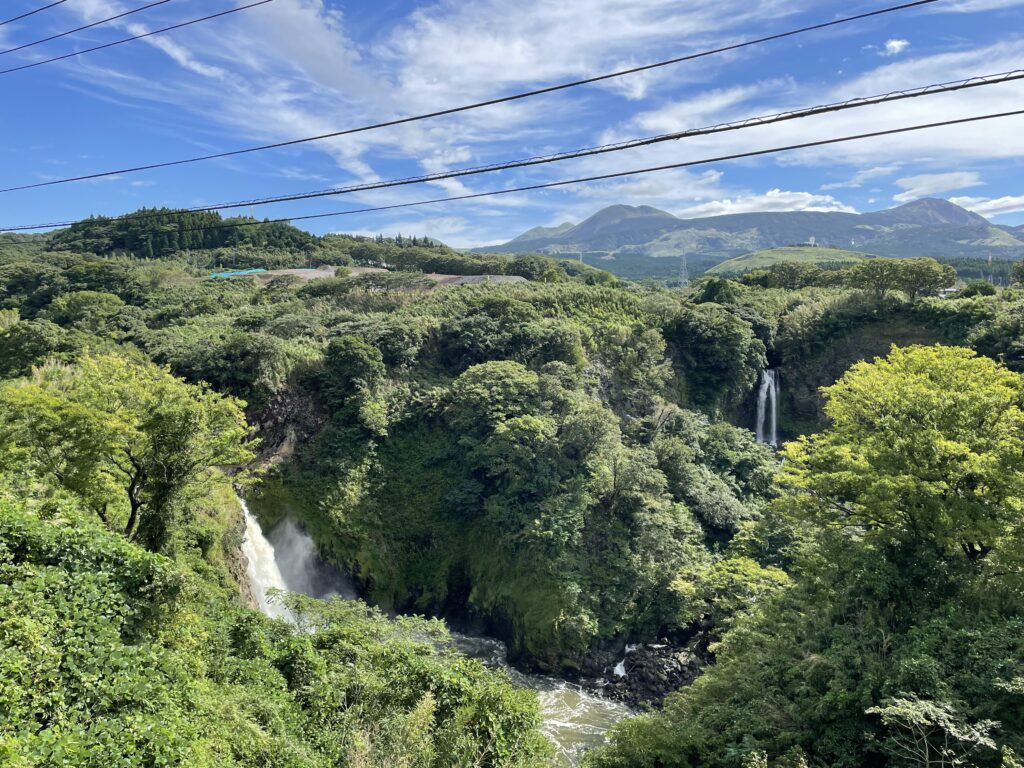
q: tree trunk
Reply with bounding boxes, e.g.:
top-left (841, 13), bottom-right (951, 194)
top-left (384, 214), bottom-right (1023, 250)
top-left (124, 465), bottom-right (146, 539)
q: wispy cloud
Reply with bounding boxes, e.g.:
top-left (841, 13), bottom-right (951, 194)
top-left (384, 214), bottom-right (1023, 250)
top-left (821, 164), bottom-right (903, 190)
top-left (893, 171), bottom-right (983, 203)
top-left (674, 189), bottom-right (856, 218)
top-left (31, 0), bottom-right (1024, 246)
top-left (950, 194), bottom-right (1024, 216)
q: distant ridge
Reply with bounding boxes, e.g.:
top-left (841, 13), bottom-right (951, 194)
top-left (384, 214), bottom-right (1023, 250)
top-left (707, 246), bottom-right (869, 275)
top-left (508, 222), bottom-right (575, 244)
top-left (477, 198), bottom-right (1024, 278)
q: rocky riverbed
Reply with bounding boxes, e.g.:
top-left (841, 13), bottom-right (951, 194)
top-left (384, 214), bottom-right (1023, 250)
top-left (582, 641), bottom-right (704, 708)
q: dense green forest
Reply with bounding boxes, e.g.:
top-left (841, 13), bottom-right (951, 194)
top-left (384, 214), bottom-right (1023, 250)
top-left (2, 212), bottom-right (1024, 766)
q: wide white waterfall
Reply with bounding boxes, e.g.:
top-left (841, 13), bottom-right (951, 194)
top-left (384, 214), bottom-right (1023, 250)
top-left (239, 498), bottom-right (290, 618)
top-left (237, 497), bottom-right (630, 766)
top-left (755, 369), bottom-right (779, 448)
top-left (239, 498), bottom-right (356, 617)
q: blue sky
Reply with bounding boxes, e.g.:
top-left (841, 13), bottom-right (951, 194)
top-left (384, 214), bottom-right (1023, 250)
top-left (2, 0), bottom-right (1024, 247)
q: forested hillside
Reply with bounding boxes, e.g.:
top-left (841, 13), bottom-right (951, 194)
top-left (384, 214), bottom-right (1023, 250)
top-left (2, 231), bottom-right (1023, 766)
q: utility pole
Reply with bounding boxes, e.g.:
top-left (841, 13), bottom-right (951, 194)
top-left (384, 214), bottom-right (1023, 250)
top-left (678, 252), bottom-right (690, 288)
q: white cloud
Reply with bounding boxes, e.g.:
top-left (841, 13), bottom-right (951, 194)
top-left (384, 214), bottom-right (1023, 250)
top-left (576, 169), bottom-right (725, 202)
top-left (380, 0), bottom-right (811, 108)
top-left (883, 39), bottom-right (910, 57)
top-left (821, 164), bottom-right (903, 190)
top-left (939, 0), bottom-right (1024, 10)
top-left (893, 172), bottom-right (983, 203)
top-left (673, 189), bottom-right (856, 218)
top-left (950, 194), bottom-right (1024, 217)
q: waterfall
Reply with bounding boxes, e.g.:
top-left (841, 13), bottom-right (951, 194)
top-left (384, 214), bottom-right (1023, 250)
top-left (238, 497), bottom-right (629, 767)
top-left (755, 369), bottom-right (779, 448)
top-left (239, 498), bottom-right (356, 617)
top-left (240, 498), bottom-right (289, 618)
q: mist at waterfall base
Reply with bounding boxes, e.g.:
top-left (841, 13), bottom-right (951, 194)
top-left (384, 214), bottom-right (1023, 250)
top-left (239, 499), bottom-right (631, 766)
top-left (755, 369), bottom-right (780, 448)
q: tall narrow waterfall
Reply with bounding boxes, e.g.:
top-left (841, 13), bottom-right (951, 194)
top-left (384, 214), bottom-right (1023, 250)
top-left (755, 369), bottom-right (779, 448)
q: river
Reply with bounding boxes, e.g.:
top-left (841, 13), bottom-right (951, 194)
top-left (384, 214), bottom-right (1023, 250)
top-left (239, 499), bottom-right (632, 767)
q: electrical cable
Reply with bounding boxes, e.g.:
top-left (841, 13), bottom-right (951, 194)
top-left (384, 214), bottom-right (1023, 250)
top-left (7, 67), bottom-right (1023, 230)
top-left (0, 1), bottom-right (67, 28)
top-left (5, 109), bottom-right (1019, 237)
top-left (0, 0), bottom-right (174, 57)
top-left (0, 0), bottom-right (936, 191)
top-left (0, 0), bottom-right (275, 76)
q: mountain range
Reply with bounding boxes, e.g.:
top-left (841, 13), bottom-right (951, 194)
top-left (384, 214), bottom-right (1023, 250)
top-left (477, 198), bottom-right (1024, 279)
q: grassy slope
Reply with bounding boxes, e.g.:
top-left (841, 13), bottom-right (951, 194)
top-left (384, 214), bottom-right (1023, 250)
top-left (707, 246), bottom-right (869, 275)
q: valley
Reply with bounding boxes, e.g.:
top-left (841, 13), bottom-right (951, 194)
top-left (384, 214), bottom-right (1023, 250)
top-left (2, 212), bottom-right (1022, 766)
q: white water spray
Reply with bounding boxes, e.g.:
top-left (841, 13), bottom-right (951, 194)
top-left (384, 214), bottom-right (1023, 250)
top-left (239, 498), bottom-right (289, 618)
top-left (238, 497), bottom-right (629, 767)
top-left (755, 369), bottom-right (780, 448)
top-left (239, 498), bottom-right (356, 619)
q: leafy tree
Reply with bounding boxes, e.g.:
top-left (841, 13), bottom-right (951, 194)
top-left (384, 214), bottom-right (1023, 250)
top-left (867, 696), bottom-right (998, 768)
top-left (894, 258), bottom-right (957, 302)
top-left (664, 303), bottom-right (766, 413)
top-left (0, 354), bottom-right (254, 550)
top-left (45, 290), bottom-right (126, 332)
top-left (589, 345), bottom-right (1024, 768)
top-left (692, 277), bottom-right (743, 304)
top-left (0, 500), bottom-right (550, 767)
top-left (0, 261), bottom-right (65, 313)
top-left (321, 335), bottom-right (388, 434)
top-left (673, 556), bottom-right (790, 631)
top-left (157, 331), bottom-right (301, 408)
top-left (848, 258), bottom-right (904, 300)
top-left (782, 345), bottom-right (1024, 561)
top-left (960, 279), bottom-right (997, 298)
top-left (1011, 260), bottom-right (1024, 285)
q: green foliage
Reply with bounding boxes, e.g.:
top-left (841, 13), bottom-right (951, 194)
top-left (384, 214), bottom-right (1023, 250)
top-left (45, 290), bottom-right (126, 332)
top-left (672, 556), bottom-right (790, 631)
top-left (589, 345), bottom-right (1024, 768)
top-left (0, 319), bottom-right (90, 378)
top-left (846, 257), bottom-right (956, 302)
top-left (0, 354), bottom-right (255, 551)
top-left (0, 497), bottom-right (549, 767)
top-left (893, 258), bottom-right (958, 302)
top-left (961, 279), bottom-right (997, 298)
top-left (1011, 260), bottom-right (1024, 285)
top-left (783, 345), bottom-right (1024, 561)
top-left (49, 208), bottom-right (318, 258)
top-left (9, 226), bottom-right (1024, 768)
top-left (664, 303), bottom-right (766, 414)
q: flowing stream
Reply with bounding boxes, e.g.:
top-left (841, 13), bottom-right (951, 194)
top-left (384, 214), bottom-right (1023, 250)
top-left (239, 499), bottom-right (632, 766)
top-left (755, 368), bottom-right (780, 448)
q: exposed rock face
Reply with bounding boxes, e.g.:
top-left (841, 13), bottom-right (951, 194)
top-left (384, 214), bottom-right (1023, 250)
top-left (582, 642), bottom-right (703, 708)
top-left (251, 388), bottom-right (325, 468)
top-left (225, 498), bottom-right (259, 610)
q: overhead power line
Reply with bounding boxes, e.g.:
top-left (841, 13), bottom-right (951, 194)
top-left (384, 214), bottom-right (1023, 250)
top-left (0, 0), bottom-right (937, 192)
top-left (4, 110), bottom-right (1020, 236)
top-left (8, 68), bottom-right (1023, 231)
top-left (0, 0), bottom-right (275, 76)
top-left (0, 1), bottom-right (67, 28)
top-left (0, 0), bottom-right (174, 57)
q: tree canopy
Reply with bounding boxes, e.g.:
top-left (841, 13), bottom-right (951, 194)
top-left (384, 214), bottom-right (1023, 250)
top-left (0, 354), bottom-right (254, 550)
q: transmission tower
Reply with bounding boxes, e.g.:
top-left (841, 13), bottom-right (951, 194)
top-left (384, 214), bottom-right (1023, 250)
top-left (678, 252), bottom-right (690, 288)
